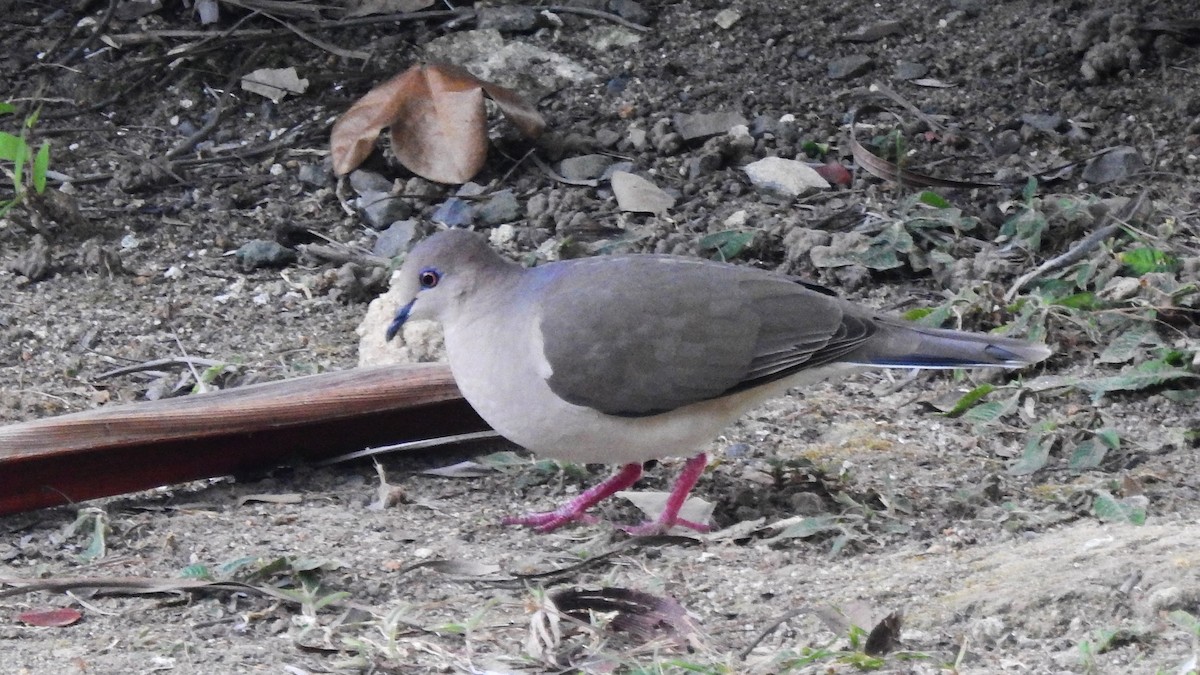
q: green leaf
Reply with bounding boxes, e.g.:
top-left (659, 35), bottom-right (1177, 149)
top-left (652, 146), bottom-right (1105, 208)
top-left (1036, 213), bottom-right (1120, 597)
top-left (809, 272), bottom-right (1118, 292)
top-left (180, 564), bottom-right (214, 580)
top-left (0, 131), bottom-right (24, 161)
top-left (1120, 247), bottom-right (1180, 275)
top-left (1008, 431), bottom-right (1055, 476)
top-left (917, 190), bottom-right (950, 208)
top-left (698, 230), bottom-right (755, 260)
top-left (1098, 321), bottom-right (1160, 364)
top-left (963, 392), bottom-right (1020, 426)
top-left (32, 140), bottom-right (49, 193)
top-left (901, 307), bottom-right (933, 321)
top-left (942, 383), bottom-right (995, 417)
top-left (1021, 176), bottom-right (1038, 201)
top-left (1091, 491), bottom-right (1146, 525)
top-left (1067, 439), bottom-right (1107, 472)
top-left (1094, 428), bottom-right (1121, 450)
top-left (801, 140), bottom-right (829, 157)
top-left (0, 103), bottom-right (16, 115)
top-left (1077, 361), bottom-right (1200, 402)
top-left (23, 108), bottom-right (40, 128)
top-left (1051, 292), bottom-right (1099, 310)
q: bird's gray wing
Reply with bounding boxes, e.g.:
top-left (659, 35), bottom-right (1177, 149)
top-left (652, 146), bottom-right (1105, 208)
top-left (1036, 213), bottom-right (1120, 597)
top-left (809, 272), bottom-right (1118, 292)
top-left (533, 257), bottom-right (862, 416)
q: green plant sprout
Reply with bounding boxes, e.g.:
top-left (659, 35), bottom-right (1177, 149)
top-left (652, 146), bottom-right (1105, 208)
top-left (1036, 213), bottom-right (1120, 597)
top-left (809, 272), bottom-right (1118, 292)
top-left (0, 103), bottom-right (51, 217)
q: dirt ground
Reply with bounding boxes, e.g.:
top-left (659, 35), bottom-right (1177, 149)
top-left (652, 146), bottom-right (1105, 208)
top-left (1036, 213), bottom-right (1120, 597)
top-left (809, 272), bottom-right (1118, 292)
top-left (3, 1), bottom-right (1200, 673)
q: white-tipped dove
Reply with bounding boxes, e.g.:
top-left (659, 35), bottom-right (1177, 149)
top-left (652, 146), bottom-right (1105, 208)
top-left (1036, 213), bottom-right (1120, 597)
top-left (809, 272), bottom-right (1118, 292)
top-left (386, 229), bottom-right (1051, 535)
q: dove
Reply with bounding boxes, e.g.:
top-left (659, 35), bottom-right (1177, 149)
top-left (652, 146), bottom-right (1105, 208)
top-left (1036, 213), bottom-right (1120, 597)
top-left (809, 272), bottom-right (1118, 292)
top-left (386, 229), bottom-right (1050, 534)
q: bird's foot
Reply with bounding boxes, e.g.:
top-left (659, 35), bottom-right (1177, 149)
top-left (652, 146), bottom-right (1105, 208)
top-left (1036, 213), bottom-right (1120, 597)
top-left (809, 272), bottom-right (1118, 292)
top-left (502, 509), bottom-right (600, 533)
top-left (502, 462), bottom-right (645, 533)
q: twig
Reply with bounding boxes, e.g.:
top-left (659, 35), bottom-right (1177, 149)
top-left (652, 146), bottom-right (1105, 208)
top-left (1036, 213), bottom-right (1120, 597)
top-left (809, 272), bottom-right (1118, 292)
top-left (94, 357), bottom-right (226, 380)
top-left (547, 4), bottom-right (651, 32)
top-left (739, 606), bottom-right (810, 659)
top-left (299, 243), bottom-right (391, 268)
top-left (1004, 190), bottom-right (1149, 301)
top-left (57, 0), bottom-right (118, 66)
top-left (256, 10), bottom-right (370, 61)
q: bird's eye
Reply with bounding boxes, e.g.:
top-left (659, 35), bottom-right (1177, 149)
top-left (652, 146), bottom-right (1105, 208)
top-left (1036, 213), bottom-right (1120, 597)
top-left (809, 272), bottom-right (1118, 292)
top-left (418, 268), bottom-right (440, 289)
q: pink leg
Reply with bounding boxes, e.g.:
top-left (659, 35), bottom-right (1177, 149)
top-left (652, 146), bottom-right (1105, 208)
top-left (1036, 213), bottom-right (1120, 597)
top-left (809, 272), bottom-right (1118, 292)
top-left (503, 463), bottom-right (644, 533)
top-left (622, 453), bottom-right (710, 536)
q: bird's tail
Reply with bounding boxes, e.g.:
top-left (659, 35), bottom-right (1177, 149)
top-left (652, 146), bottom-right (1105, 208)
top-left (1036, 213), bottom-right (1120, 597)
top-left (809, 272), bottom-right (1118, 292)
top-left (847, 321), bottom-right (1051, 369)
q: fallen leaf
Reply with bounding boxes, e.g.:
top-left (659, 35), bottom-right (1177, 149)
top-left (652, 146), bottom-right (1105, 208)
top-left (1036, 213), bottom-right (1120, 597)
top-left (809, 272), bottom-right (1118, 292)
top-left (18, 607), bottom-right (83, 627)
top-left (617, 489), bottom-right (712, 531)
top-left (610, 171), bottom-right (675, 215)
top-left (330, 63), bottom-right (544, 183)
top-left (236, 493), bottom-right (303, 506)
top-left (241, 67), bottom-right (309, 103)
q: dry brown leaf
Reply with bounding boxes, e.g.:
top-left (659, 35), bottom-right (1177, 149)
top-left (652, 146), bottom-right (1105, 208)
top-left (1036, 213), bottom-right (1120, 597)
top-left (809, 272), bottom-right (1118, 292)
top-left (330, 63), bottom-right (545, 183)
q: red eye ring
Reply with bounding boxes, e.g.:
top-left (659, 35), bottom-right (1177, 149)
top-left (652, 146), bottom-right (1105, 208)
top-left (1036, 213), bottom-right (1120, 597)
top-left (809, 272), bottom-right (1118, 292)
top-left (418, 269), bottom-right (440, 289)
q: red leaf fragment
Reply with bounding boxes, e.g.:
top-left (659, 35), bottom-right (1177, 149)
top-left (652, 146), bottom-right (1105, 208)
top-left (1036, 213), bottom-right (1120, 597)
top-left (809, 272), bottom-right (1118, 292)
top-left (17, 607), bottom-right (83, 627)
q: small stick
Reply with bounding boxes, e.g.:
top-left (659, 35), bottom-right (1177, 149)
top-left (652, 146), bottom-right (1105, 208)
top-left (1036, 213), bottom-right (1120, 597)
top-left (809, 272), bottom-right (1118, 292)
top-left (1004, 190), bottom-right (1148, 301)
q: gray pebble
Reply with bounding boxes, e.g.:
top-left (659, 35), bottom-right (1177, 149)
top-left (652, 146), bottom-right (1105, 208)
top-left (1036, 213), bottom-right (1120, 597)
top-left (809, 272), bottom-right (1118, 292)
top-left (607, 0), bottom-right (650, 25)
top-left (1081, 146), bottom-right (1142, 184)
top-left (349, 169), bottom-right (392, 195)
top-left (893, 60), bottom-right (928, 80)
top-left (673, 111), bottom-right (749, 142)
top-left (235, 239), bottom-right (296, 271)
top-left (297, 163), bottom-right (329, 187)
top-left (476, 190), bottom-right (522, 226)
top-left (558, 154), bottom-right (614, 181)
top-left (827, 54), bottom-right (873, 80)
top-left (358, 191), bottom-right (413, 229)
top-left (431, 197), bottom-right (475, 227)
top-left (372, 220), bottom-right (422, 259)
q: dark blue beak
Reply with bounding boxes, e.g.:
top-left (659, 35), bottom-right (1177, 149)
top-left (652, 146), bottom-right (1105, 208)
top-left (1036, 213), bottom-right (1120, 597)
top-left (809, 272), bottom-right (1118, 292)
top-left (385, 299), bottom-right (415, 341)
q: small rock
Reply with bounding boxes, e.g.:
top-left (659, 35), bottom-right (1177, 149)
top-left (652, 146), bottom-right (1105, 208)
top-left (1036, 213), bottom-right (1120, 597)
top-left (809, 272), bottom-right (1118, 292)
top-left (743, 157), bottom-right (830, 197)
top-left (843, 20), bottom-right (903, 42)
top-left (558, 154), bottom-right (614, 181)
top-left (349, 169), bottom-right (393, 195)
top-left (358, 191), bottom-right (413, 229)
top-left (628, 127), bottom-right (648, 150)
top-left (673, 111), bottom-right (750, 142)
top-left (402, 177), bottom-right (441, 200)
top-left (894, 60), bottom-right (928, 80)
top-left (611, 171), bottom-right (675, 215)
top-left (475, 5), bottom-right (538, 32)
top-left (476, 190), bottom-right (522, 226)
top-left (648, 118), bottom-right (683, 155)
top-left (236, 239), bottom-right (296, 272)
top-left (456, 182), bottom-right (487, 198)
top-left (594, 128), bottom-right (621, 148)
top-left (431, 198), bottom-right (474, 227)
top-left (601, 161), bottom-right (635, 181)
top-left (525, 193), bottom-right (550, 219)
top-left (713, 8), bottom-right (741, 29)
top-left (723, 210), bottom-right (749, 228)
top-left (1020, 113), bottom-right (1065, 132)
top-left (80, 238), bottom-right (123, 276)
top-left (992, 129), bottom-right (1022, 156)
top-left (686, 152), bottom-right (723, 180)
top-left (827, 54), bottom-right (873, 80)
top-left (607, 0), bottom-right (650, 25)
top-left (9, 234), bottom-right (52, 281)
top-left (373, 220), bottom-right (422, 259)
top-left (298, 163), bottom-right (330, 187)
top-left (1082, 146), bottom-right (1142, 184)
top-left (654, 132), bottom-right (684, 155)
